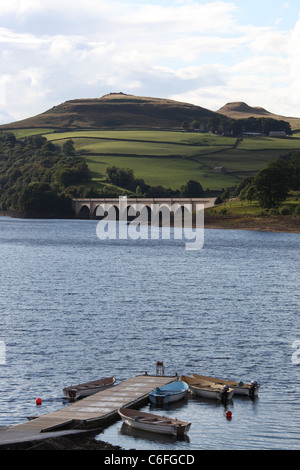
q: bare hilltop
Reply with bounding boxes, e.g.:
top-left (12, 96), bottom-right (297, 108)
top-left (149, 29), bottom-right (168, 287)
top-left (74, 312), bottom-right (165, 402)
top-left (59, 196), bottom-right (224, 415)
top-left (2, 92), bottom-right (300, 131)
top-left (217, 101), bottom-right (300, 131)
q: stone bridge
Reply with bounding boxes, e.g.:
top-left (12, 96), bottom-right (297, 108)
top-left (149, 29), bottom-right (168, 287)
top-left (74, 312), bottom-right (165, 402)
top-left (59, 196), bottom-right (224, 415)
top-left (73, 197), bottom-right (216, 220)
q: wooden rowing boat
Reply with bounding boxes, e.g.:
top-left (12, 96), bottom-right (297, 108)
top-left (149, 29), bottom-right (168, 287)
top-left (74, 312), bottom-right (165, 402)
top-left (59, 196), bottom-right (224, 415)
top-left (118, 407), bottom-right (191, 436)
top-left (63, 376), bottom-right (116, 401)
top-left (149, 380), bottom-right (189, 405)
top-left (192, 374), bottom-right (259, 397)
top-left (180, 375), bottom-right (234, 401)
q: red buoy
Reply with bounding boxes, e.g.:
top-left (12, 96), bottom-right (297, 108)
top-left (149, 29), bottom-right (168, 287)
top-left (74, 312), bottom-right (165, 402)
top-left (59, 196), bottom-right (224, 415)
top-left (225, 410), bottom-right (232, 420)
top-left (36, 397), bottom-right (42, 406)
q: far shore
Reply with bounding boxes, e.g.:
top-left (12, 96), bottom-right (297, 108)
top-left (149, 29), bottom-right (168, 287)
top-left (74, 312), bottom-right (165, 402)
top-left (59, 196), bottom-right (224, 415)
top-left (1, 210), bottom-right (299, 234)
top-left (204, 214), bottom-right (300, 234)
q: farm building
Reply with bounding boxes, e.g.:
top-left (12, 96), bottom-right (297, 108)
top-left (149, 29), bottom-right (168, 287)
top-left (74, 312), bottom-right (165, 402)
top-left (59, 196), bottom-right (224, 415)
top-left (241, 132), bottom-right (263, 137)
top-left (213, 166), bottom-right (227, 174)
top-left (269, 131), bottom-right (287, 137)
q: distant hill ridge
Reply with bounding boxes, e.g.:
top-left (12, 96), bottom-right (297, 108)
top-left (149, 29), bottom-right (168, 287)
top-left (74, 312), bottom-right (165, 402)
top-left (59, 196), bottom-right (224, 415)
top-left (1, 93), bottom-right (300, 130)
top-left (218, 101), bottom-right (272, 117)
top-left (217, 101), bottom-right (300, 130)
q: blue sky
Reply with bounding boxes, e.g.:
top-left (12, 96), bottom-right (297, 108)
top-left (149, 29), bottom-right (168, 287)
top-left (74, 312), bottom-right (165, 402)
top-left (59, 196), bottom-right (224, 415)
top-left (0, 0), bottom-right (300, 124)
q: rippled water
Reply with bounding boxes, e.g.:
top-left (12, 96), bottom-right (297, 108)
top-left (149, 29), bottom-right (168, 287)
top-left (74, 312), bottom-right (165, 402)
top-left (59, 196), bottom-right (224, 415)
top-left (0, 217), bottom-right (299, 450)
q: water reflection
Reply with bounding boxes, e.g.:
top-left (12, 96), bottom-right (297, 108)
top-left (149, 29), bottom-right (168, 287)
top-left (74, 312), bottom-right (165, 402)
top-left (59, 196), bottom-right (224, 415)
top-left (0, 218), bottom-right (300, 449)
top-left (119, 423), bottom-right (190, 445)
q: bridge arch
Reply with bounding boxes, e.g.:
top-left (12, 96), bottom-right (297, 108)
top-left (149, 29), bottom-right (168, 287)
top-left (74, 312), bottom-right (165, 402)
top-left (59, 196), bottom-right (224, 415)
top-left (127, 204), bottom-right (151, 223)
top-left (78, 204), bottom-right (90, 219)
top-left (93, 204), bottom-right (120, 220)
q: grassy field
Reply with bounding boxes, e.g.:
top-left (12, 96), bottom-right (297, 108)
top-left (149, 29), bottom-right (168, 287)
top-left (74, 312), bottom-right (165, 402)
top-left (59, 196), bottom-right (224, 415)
top-left (44, 129), bottom-right (237, 146)
top-left (207, 192), bottom-right (300, 216)
top-left (205, 194), bottom-right (300, 233)
top-left (85, 154), bottom-right (239, 190)
top-left (5, 127), bottom-right (300, 191)
top-left (9, 128), bottom-right (56, 139)
top-left (45, 129), bottom-right (240, 190)
top-left (237, 135), bottom-right (300, 150)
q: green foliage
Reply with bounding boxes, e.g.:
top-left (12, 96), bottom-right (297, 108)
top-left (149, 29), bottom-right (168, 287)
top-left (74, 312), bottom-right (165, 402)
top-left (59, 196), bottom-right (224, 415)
top-left (289, 152), bottom-right (300, 190)
top-left (106, 166), bottom-right (135, 190)
top-left (254, 159), bottom-right (293, 208)
top-left (206, 116), bottom-right (292, 136)
top-left (180, 180), bottom-right (204, 197)
top-left (62, 139), bottom-right (75, 156)
top-left (19, 182), bottom-right (73, 214)
top-left (0, 134), bottom-right (90, 214)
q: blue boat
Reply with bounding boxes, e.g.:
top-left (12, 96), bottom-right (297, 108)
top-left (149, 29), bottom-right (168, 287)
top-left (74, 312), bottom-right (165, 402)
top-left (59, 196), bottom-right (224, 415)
top-left (149, 380), bottom-right (189, 405)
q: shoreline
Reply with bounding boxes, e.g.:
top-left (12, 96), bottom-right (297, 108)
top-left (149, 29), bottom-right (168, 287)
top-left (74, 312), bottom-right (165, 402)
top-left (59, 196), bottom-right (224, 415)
top-left (1, 211), bottom-right (299, 234)
top-left (203, 214), bottom-right (300, 234)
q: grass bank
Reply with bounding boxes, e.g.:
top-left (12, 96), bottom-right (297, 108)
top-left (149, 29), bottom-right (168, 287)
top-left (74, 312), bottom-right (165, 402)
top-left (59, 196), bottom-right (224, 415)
top-left (204, 194), bottom-right (300, 233)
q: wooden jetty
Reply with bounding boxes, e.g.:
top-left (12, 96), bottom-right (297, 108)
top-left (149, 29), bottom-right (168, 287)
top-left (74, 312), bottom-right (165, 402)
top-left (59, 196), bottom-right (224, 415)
top-left (0, 375), bottom-right (176, 447)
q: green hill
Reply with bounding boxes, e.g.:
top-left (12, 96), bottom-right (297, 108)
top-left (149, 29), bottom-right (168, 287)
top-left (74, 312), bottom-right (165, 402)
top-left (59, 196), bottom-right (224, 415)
top-left (1, 93), bottom-right (300, 196)
top-left (0, 93), bottom-right (220, 130)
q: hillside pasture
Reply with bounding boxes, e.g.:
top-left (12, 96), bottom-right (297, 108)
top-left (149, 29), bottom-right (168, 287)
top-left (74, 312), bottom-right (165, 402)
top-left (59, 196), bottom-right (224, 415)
top-left (85, 154), bottom-right (239, 190)
top-left (45, 130), bottom-right (239, 190)
top-left (45, 129), bottom-right (237, 147)
top-left (237, 135), bottom-right (300, 150)
top-left (195, 149), bottom-right (289, 178)
top-left (5, 127), bottom-right (300, 191)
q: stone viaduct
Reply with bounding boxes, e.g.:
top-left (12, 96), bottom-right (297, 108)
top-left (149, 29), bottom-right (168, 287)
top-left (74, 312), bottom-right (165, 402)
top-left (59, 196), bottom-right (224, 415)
top-left (72, 197), bottom-right (216, 221)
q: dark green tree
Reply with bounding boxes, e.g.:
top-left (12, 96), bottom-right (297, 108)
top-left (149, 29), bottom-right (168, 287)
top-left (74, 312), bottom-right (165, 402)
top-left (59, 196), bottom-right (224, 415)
top-left (290, 152), bottom-right (300, 190)
top-left (180, 180), bottom-right (204, 197)
top-left (254, 159), bottom-right (293, 208)
top-left (19, 182), bottom-right (72, 214)
top-left (62, 139), bottom-right (75, 156)
top-left (105, 166), bottom-right (135, 190)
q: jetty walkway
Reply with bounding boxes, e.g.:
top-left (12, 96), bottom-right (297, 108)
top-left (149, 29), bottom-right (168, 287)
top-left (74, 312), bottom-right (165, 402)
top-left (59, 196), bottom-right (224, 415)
top-left (0, 375), bottom-right (176, 447)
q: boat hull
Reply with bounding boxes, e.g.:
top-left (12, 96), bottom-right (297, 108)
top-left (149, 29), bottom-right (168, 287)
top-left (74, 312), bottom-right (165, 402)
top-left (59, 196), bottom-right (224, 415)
top-left (189, 384), bottom-right (234, 401)
top-left (118, 408), bottom-right (191, 437)
top-left (63, 377), bottom-right (116, 400)
top-left (192, 374), bottom-right (259, 397)
top-left (149, 390), bottom-right (187, 405)
top-left (149, 381), bottom-right (189, 405)
top-left (120, 416), bottom-right (189, 436)
top-left (180, 375), bottom-right (234, 401)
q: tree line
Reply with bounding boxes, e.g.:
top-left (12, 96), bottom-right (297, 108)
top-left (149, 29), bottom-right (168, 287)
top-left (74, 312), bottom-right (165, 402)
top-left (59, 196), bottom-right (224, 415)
top-left (0, 133), bottom-right (90, 215)
top-left (0, 132), bottom-right (206, 216)
top-left (182, 116), bottom-right (292, 136)
top-left (1, 131), bottom-right (299, 217)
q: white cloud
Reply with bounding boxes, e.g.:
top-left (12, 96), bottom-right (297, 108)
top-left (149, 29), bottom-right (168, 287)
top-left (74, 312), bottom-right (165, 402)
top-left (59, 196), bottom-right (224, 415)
top-left (1, 0), bottom-right (300, 123)
top-left (0, 0), bottom-right (43, 16)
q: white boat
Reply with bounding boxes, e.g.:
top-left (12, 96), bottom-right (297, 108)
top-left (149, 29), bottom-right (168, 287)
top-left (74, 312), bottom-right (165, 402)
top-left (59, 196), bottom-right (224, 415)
top-left (63, 376), bottom-right (116, 400)
top-left (180, 375), bottom-right (234, 401)
top-left (192, 374), bottom-right (259, 397)
top-left (149, 380), bottom-right (189, 405)
top-left (118, 407), bottom-right (191, 437)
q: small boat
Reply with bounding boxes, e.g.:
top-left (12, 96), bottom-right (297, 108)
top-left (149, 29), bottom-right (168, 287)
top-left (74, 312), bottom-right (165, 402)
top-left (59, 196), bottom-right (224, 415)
top-left (149, 380), bottom-right (189, 405)
top-left (180, 375), bottom-right (234, 401)
top-left (118, 407), bottom-right (191, 437)
top-left (192, 374), bottom-right (259, 397)
top-left (63, 376), bottom-right (116, 401)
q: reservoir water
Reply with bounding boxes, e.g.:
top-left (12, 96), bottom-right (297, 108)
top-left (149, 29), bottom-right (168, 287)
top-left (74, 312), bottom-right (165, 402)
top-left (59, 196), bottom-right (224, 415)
top-left (0, 217), bottom-right (299, 450)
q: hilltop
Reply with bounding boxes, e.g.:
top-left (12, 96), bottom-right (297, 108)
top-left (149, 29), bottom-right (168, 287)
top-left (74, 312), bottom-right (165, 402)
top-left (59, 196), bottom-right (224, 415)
top-left (0, 93), bottom-right (220, 130)
top-left (217, 102), bottom-right (300, 131)
top-left (2, 93), bottom-right (300, 131)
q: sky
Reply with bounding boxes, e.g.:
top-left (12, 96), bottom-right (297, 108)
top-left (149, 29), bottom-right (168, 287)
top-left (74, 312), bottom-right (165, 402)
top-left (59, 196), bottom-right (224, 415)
top-left (1, 0), bottom-right (300, 124)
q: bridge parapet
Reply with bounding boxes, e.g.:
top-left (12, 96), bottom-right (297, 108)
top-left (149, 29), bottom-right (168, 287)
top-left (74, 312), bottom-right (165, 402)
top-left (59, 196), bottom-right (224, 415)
top-left (73, 197), bottom-right (216, 219)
